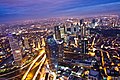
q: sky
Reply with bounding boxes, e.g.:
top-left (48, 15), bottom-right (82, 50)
top-left (0, 0), bottom-right (120, 23)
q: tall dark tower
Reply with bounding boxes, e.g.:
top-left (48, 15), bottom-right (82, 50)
top-left (81, 38), bottom-right (88, 54)
top-left (80, 19), bottom-right (84, 26)
top-left (54, 26), bottom-right (61, 40)
top-left (92, 19), bottom-right (96, 24)
top-left (80, 19), bottom-right (88, 54)
top-left (91, 19), bottom-right (96, 28)
top-left (58, 42), bottom-right (64, 59)
top-left (81, 23), bottom-right (86, 39)
top-left (54, 25), bottom-right (64, 60)
top-left (46, 35), bottom-right (58, 73)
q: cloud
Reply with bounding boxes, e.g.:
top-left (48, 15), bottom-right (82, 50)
top-left (54, 1), bottom-right (120, 16)
top-left (0, 0), bottom-right (120, 23)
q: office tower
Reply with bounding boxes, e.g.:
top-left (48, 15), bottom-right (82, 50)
top-left (81, 38), bottom-right (88, 54)
top-left (34, 38), bottom-right (39, 49)
top-left (24, 37), bottom-right (30, 49)
top-left (59, 25), bottom-right (65, 39)
top-left (28, 39), bottom-right (33, 53)
top-left (99, 19), bottom-right (103, 26)
top-left (76, 23), bottom-right (80, 32)
top-left (56, 40), bottom-right (64, 60)
top-left (8, 33), bottom-right (22, 66)
top-left (91, 19), bottom-right (96, 28)
top-left (54, 26), bottom-right (61, 40)
top-left (92, 19), bottom-right (96, 24)
top-left (80, 19), bottom-right (84, 26)
top-left (80, 20), bottom-right (88, 54)
top-left (86, 28), bottom-right (90, 37)
top-left (79, 19), bottom-right (85, 39)
top-left (81, 23), bottom-right (86, 39)
top-left (71, 23), bottom-right (74, 34)
top-left (46, 35), bottom-right (58, 72)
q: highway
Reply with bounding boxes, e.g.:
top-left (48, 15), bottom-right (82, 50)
top-left (22, 48), bottom-right (46, 80)
top-left (32, 55), bottom-right (46, 80)
top-left (21, 37), bottom-right (57, 80)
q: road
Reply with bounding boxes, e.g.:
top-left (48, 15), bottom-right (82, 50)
top-left (22, 37), bottom-right (57, 80)
top-left (91, 36), bottom-right (120, 79)
top-left (22, 48), bottom-right (46, 80)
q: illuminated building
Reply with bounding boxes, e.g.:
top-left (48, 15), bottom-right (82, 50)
top-left (80, 19), bottom-right (84, 26)
top-left (46, 35), bottom-right (58, 72)
top-left (91, 19), bottom-right (96, 28)
top-left (71, 23), bottom-right (75, 34)
top-left (34, 38), bottom-right (39, 49)
top-left (54, 26), bottom-right (61, 40)
top-left (80, 19), bottom-right (88, 54)
top-left (75, 23), bottom-right (80, 32)
top-left (81, 38), bottom-right (88, 54)
top-left (24, 37), bottom-right (30, 49)
top-left (59, 25), bottom-right (65, 39)
top-left (56, 40), bottom-right (64, 60)
top-left (81, 23), bottom-right (86, 38)
top-left (8, 33), bottom-right (22, 66)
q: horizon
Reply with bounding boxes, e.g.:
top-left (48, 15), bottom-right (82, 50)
top-left (0, 0), bottom-right (120, 23)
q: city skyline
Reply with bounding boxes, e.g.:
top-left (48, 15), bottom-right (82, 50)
top-left (0, 0), bottom-right (120, 23)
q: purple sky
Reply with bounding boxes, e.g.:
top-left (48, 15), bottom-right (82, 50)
top-left (0, 0), bottom-right (120, 23)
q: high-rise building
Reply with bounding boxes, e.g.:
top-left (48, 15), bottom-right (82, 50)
top-left (92, 19), bottom-right (96, 24)
top-left (54, 26), bottom-right (61, 40)
top-left (81, 23), bottom-right (86, 39)
top-left (91, 19), bottom-right (96, 28)
top-left (8, 33), bottom-right (22, 66)
top-left (81, 38), bottom-right (88, 54)
top-left (46, 35), bottom-right (58, 72)
top-left (24, 37), bottom-right (30, 49)
top-left (59, 25), bottom-right (65, 39)
top-left (80, 19), bottom-right (88, 54)
top-left (71, 23), bottom-right (75, 34)
top-left (80, 19), bottom-right (84, 26)
top-left (34, 38), bottom-right (39, 49)
top-left (56, 40), bottom-right (64, 60)
top-left (75, 23), bottom-right (80, 32)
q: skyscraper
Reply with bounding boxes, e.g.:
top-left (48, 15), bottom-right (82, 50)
top-left (76, 23), bottom-right (80, 32)
top-left (24, 37), bottom-right (30, 49)
top-left (56, 40), bottom-right (64, 60)
top-left (80, 19), bottom-right (88, 54)
top-left (91, 19), bottom-right (96, 28)
top-left (81, 23), bottom-right (86, 39)
top-left (54, 26), bottom-right (61, 40)
top-left (80, 19), bottom-right (84, 26)
top-left (46, 35), bottom-right (58, 72)
top-left (81, 38), bottom-right (88, 54)
top-left (8, 33), bottom-right (22, 66)
top-left (59, 25), bottom-right (65, 39)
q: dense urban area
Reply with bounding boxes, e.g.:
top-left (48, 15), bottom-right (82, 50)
top-left (0, 15), bottom-right (120, 80)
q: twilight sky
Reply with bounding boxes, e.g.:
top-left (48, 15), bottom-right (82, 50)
top-left (0, 0), bottom-right (120, 23)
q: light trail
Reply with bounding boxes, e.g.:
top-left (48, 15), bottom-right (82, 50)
top-left (22, 49), bottom-right (45, 80)
top-left (100, 50), bottom-right (108, 76)
top-left (100, 50), bottom-right (104, 66)
top-left (91, 37), bottom-right (95, 49)
top-left (32, 55), bottom-right (46, 80)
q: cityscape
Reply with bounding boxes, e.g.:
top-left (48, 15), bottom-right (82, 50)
top-left (0, 0), bottom-right (120, 80)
